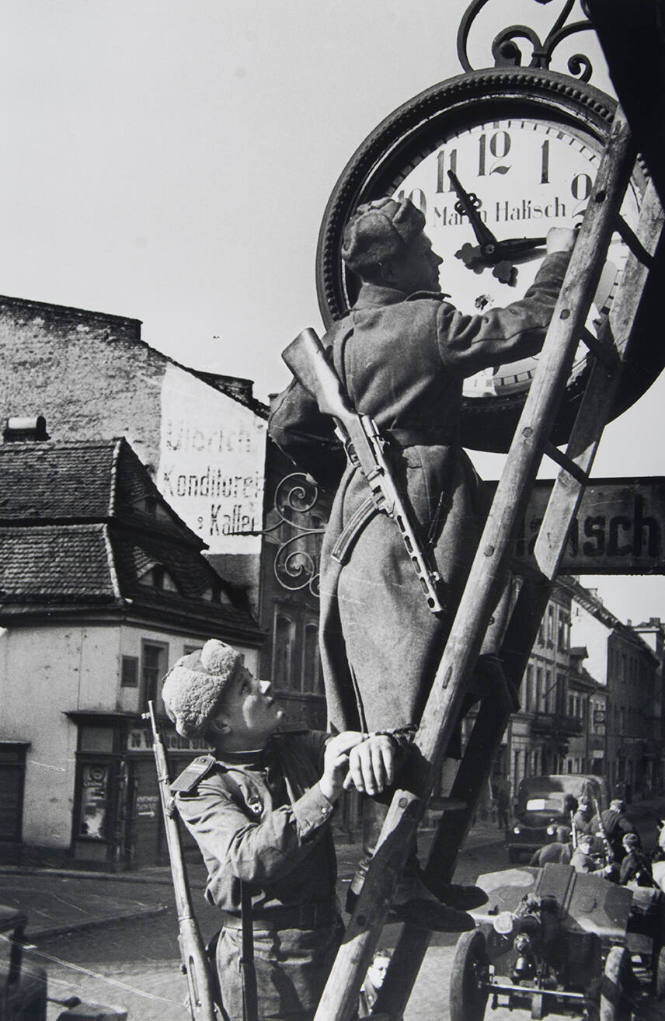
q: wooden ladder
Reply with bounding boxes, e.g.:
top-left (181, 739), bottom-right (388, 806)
top-left (313, 104), bottom-right (664, 1021)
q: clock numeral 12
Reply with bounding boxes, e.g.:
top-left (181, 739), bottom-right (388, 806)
top-left (478, 131), bottom-right (511, 176)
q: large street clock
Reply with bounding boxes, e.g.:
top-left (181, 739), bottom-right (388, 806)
top-left (316, 2), bottom-right (662, 451)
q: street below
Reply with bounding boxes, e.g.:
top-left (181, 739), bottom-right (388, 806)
top-left (6, 804), bottom-right (660, 1021)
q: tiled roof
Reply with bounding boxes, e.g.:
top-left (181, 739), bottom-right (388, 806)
top-left (0, 442), bottom-right (116, 520)
top-left (0, 524), bottom-right (116, 601)
top-left (0, 440), bottom-right (261, 636)
top-left (0, 438), bottom-right (201, 545)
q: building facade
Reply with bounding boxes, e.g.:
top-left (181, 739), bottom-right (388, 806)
top-left (0, 293), bottom-right (328, 727)
top-left (0, 437), bottom-right (263, 867)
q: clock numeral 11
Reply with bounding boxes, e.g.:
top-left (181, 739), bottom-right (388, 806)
top-left (436, 149), bottom-right (458, 192)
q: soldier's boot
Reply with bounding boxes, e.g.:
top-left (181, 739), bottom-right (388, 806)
top-left (346, 799), bottom-right (486, 932)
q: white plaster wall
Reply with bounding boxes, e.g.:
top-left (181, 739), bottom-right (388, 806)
top-left (0, 624), bottom-right (121, 847)
top-left (0, 623), bottom-right (259, 850)
top-left (570, 600), bottom-right (609, 686)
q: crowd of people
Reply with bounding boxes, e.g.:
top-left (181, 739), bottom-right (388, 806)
top-left (528, 795), bottom-right (665, 891)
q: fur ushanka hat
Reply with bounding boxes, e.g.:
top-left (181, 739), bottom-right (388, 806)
top-left (161, 639), bottom-right (243, 737)
top-left (341, 196), bottom-right (426, 277)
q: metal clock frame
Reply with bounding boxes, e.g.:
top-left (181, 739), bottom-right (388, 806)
top-left (315, 60), bottom-right (661, 451)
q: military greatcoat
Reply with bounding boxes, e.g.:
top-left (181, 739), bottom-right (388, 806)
top-left (270, 251), bottom-right (570, 733)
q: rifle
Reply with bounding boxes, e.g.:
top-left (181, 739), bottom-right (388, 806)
top-left (592, 796), bottom-right (615, 865)
top-left (282, 327), bottom-right (444, 615)
top-left (569, 810), bottom-right (578, 850)
top-left (143, 702), bottom-right (219, 1021)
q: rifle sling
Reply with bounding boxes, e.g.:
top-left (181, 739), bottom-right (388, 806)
top-left (240, 881), bottom-right (258, 1021)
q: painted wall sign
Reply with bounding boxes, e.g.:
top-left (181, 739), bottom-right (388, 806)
top-left (158, 364), bottom-right (267, 555)
top-left (485, 477), bottom-right (665, 574)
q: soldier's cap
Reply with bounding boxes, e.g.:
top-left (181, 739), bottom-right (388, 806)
top-left (341, 197), bottom-right (426, 276)
top-left (622, 832), bottom-right (639, 848)
top-left (161, 639), bottom-right (243, 738)
top-left (610, 798), bottom-right (625, 811)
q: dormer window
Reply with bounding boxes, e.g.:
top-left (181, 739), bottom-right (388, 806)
top-left (201, 585), bottom-right (233, 607)
top-left (134, 496), bottom-right (172, 522)
top-left (138, 563), bottom-right (179, 592)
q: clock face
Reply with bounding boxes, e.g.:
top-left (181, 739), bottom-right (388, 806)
top-left (391, 115), bottom-right (642, 400)
top-left (316, 69), bottom-right (661, 451)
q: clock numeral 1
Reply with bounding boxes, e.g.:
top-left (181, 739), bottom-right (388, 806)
top-left (478, 131), bottom-right (511, 176)
top-left (540, 140), bottom-right (550, 184)
top-left (436, 149), bottom-right (457, 193)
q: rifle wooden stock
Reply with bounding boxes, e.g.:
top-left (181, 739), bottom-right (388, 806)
top-left (282, 328), bottom-right (444, 615)
top-left (144, 702), bottom-right (218, 1021)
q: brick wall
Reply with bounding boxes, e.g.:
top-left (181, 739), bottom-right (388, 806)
top-left (0, 295), bottom-right (165, 472)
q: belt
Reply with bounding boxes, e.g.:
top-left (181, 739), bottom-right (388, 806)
top-left (220, 901), bottom-right (337, 931)
top-left (385, 428), bottom-right (455, 447)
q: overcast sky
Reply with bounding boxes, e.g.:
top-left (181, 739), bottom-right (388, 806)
top-left (1, 0), bottom-right (663, 624)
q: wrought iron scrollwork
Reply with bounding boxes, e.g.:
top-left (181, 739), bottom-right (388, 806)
top-left (269, 473), bottom-right (326, 596)
top-left (457, 0), bottom-right (594, 80)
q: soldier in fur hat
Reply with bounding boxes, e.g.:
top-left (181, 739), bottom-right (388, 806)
top-left (163, 639), bottom-right (478, 1021)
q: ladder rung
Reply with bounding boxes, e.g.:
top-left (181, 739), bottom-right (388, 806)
top-left (580, 326), bottom-right (620, 370)
top-left (543, 442), bottom-right (589, 484)
top-left (431, 797), bottom-right (467, 812)
top-left (615, 215), bottom-right (655, 266)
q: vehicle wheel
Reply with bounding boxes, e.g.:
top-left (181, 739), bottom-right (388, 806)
top-left (450, 929), bottom-right (489, 1021)
top-left (655, 945), bottom-right (665, 1000)
top-left (599, 947), bottom-right (632, 1021)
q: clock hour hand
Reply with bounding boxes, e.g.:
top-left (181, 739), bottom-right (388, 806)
top-left (447, 170), bottom-right (499, 253)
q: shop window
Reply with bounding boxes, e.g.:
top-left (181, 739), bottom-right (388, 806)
top-left (121, 655), bottom-right (139, 688)
top-left (80, 728), bottom-right (114, 753)
top-left (546, 605), bottom-right (554, 646)
top-left (142, 641), bottom-right (169, 710)
top-left (77, 762), bottom-right (110, 840)
top-left (302, 622), bottom-right (322, 693)
top-left (273, 611), bottom-right (295, 689)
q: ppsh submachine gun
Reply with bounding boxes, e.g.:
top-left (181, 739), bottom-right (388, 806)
top-left (282, 327), bottom-right (444, 615)
top-left (144, 702), bottom-right (219, 1021)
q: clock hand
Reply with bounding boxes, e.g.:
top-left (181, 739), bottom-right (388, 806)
top-left (455, 234), bottom-right (548, 278)
top-left (447, 170), bottom-right (499, 253)
top-left (494, 236), bottom-right (547, 257)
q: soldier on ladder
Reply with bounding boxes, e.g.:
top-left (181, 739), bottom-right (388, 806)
top-left (269, 196), bottom-right (576, 923)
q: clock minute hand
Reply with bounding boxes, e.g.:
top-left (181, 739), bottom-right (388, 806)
top-left (494, 236), bottom-right (547, 258)
top-left (447, 170), bottom-right (499, 252)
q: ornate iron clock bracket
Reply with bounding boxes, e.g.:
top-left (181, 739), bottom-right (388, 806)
top-left (268, 473), bottom-right (326, 597)
top-left (457, 0), bottom-right (594, 81)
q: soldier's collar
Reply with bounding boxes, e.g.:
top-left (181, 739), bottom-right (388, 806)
top-left (217, 746), bottom-right (269, 770)
top-left (354, 283), bottom-right (407, 308)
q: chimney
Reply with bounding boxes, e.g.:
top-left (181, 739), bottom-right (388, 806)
top-left (3, 416), bottom-right (49, 442)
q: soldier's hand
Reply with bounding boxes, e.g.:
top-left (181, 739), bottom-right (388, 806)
top-left (344, 734), bottom-right (396, 796)
top-left (546, 226), bottom-right (576, 255)
top-left (320, 733), bottom-right (366, 802)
